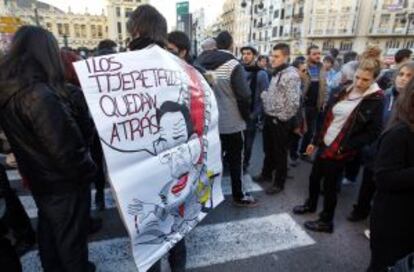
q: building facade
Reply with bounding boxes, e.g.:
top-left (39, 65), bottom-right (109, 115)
top-left (304, 0), bottom-right (414, 59)
top-left (192, 8), bottom-right (206, 55)
top-left (1, 0), bottom-right (108, 49)
top-left (228, 0), bottom-right (414, 59)
top-left (106, 0), bottom-right (149, 48)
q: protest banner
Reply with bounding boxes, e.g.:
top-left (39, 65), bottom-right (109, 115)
top-left (74, 45), bottom-right (223, 271)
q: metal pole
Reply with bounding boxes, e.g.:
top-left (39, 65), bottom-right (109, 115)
top-left (34, 7), bottom-right (40, 26)
top-left (248, 0), bottom-right (254, 43)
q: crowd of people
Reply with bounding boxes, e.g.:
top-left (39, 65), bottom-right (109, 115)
top-left (0, 4), bottom-right (413, 272)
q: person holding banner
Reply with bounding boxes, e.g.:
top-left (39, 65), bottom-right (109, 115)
top-left (127, 5), bottom-right (186, 272)
top-left (0, 26), bottom-right (97, 272)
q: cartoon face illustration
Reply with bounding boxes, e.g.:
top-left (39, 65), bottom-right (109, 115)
top-left (154, 101), bottom-right (202, 210)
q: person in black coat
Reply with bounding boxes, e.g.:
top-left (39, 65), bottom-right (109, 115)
top-left (0, 26), bottom-right (96, 272)
top-left (368, 78), bottom-right (414, 272)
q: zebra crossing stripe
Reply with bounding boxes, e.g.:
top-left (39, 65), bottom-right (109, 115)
top-left (16, 174), bottom-right (263, 219)
top-left (21, 213), bottom-right (315, 271)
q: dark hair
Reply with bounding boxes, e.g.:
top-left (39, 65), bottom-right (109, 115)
top-left (388, 77), bottom-right (414, 132)
top-left (294, 56), bottom-right (306, 62)
top-left (273, 43), bottom-right (290, 56)
top-left (127, 4), bottom-right (167, 46)
top-left (98, 39), bottom-right (117, 50)
top-left (395, 49), bottom-right (413, 64)
top-left (258, 55), bottom-right (269, 62)
top-left (291, 59), bottom-right (305, 69)
top-left (307, 45), bottom-right (319, 55)
top-left (0, 25), bottom-right (64, 88)
top-left (344, 51), bottom-right (358, 64)
top-left (60, 49), bottom-right (81, 87)
top-left (167, 31), bottom-right (191, 60)
top-left (216, 31), bottom-right (233, 50)
top-left (329, 48), bottom-right (339, 58)
top-left (323, 55), bottom-right (335, 65)
top-left (156, 101), bottom-right (193, 138)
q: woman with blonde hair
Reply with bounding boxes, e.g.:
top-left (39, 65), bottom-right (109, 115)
top-left (293, 47), bottom-right (385, 233)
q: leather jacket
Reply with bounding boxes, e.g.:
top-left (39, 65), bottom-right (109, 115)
top-left (0, 80), bottom-right (96, 195)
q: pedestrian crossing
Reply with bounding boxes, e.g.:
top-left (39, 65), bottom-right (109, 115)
top-left (21, 213), bottom-right (315, 271)
top-left (8, 170), bottom-right (317, 272)
top-left (11, 173), bottom-right (263, 219)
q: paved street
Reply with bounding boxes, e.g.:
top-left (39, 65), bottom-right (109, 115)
top-left (10, 132), bottom-right (371, 272)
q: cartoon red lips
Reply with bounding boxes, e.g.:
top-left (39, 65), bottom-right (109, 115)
top-left (171, 174), bottom-right (189, 195)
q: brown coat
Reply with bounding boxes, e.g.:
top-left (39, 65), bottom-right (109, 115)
top-left (303, 62), bottom-right (328, 110)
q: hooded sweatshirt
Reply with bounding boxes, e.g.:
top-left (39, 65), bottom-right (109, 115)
top-left (197, 50), bottom-right (251, 134)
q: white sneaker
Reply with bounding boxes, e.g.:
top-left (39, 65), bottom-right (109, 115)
top-left (342, 178), bottom-right (355, 185)
top-left (364, 229), bottom-right (370, 240)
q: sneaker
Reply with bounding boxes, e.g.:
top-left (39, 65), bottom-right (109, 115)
top-left (95, 190), bottom-right (106, 211)
top-left (266, 186), bottom-right (284, 195)
top-left (233, 195), bottom-right (258, 208)
top-left (304, 219), bottom-right (334, 233)
top-left (88, 261), bottom-right (96, 272)
top-left (342, 178), bottom-right (355, 185)
top-left (15, 239), bottom-right (36, 257)
top-left (300, 154), bottom-right (313, 163)
top-left (290, 159), bottom-right (299, 167)
top-left (293, 204), bottom-right (316, 215)
top-left (252, 174), bottom-right (271, 183)
top-left (347, 208), bottom-right (369, 222)
top-left (364, 229), bottom-right (370, 240)
top-left (89, 216), bottom-right (103, 235)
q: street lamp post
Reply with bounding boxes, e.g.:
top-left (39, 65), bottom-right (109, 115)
top-left (34, 7), bottom-right (40, 26)
top-left (241, 0), bottom-right (264, 43)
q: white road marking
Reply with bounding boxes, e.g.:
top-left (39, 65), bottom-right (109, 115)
top-left (21, 213), bottom-right (315, 271)
top-left (16, 174), bottom-right (263, 219)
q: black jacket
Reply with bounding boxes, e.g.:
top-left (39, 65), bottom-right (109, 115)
top-left (59, 83), bottom-right (96, 148)
top-left (313, 86), bottom-right (385, 155)
top-left (0, 80), bottom-right (96, 195)
top-left (370, 122), bottom-right (414, 270)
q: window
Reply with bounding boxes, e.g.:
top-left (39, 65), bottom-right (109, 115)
top-left (338, 17), bottom-right (350, 34)
top-left (340, 41), bottom-right (353, 51)
top-left (406, 40), bottom-right (414, 48)
top-left (98, 25), bottom-right (103, 38)
top-left (117, 22), bottom-right (122, 35)
top-left (64, 23), bottom-right (70, 36)
top-left (281, 9), bottom-right (285, 19)
top-left (74, 24), bottom-right (80, 38)
top-left (385, 39), bottom-right (400, 49)
top-left (125, 8), bottom-right (133, 18)
top-left (279, 26), bottom-right (283, 36)
top-left (253, 32), bottom-right (256, 40)
top-left (91, 25), bottom-right (97, 38)
top-left (272, 26), bottom-right (278, 37)
top-left (274, 9), bottom-right (279, 19)
top-left (81, 25), bottom-right (86, 38)
top-left (393, 13), bottom-right (406, 33)
top-left (379, 14), bottom-right (391, 29)
top-left (259, 31), bottom-right (262, 41)
top-left (57, 23), bottom-right (63, 36)
top-left (116, 7), bottom-right (121, 17)
top-left (322, 40), bottom-right (334, 51)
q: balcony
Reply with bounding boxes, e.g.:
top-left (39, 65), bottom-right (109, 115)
top-left (292, 12), bottom-right (304, 21)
